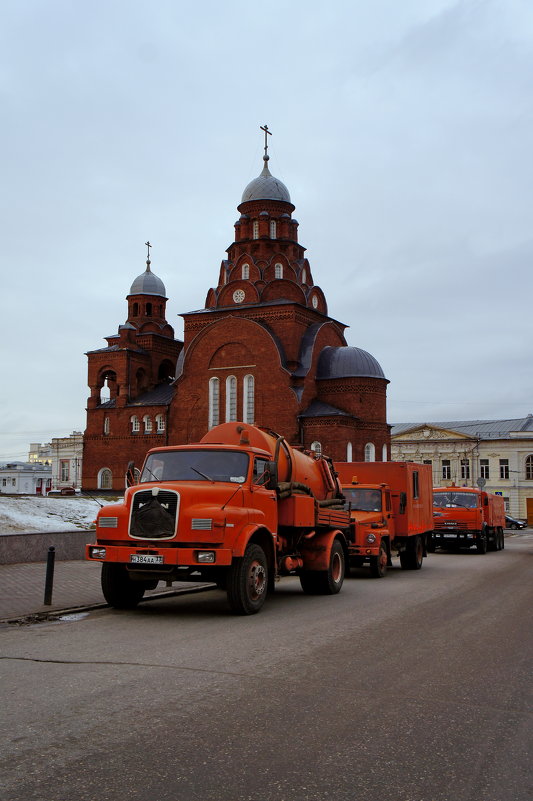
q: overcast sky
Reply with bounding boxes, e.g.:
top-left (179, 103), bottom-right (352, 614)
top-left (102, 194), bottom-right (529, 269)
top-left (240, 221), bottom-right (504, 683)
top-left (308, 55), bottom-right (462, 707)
top-left (2, 0), bottom-right (532, 460)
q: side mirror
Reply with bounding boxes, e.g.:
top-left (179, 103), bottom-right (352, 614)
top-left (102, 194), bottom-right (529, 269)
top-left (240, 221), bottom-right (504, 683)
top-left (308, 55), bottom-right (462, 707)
top-left (126, 461), bottom-right (136, 487)
top-left (265, 461), bottom-right (278, 491)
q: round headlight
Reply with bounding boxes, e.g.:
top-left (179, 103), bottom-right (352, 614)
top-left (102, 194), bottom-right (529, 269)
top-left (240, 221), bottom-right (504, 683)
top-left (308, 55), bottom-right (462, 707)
top-left (366, 532), bottom-right (377, 544)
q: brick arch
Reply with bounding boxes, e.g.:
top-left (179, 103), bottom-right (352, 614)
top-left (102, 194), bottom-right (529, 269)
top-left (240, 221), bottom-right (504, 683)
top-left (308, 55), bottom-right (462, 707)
top-left (306, 285), bottom-right (328, 315)
top-left (205, 287), bottom-right (217, 308)
top-left (217, 281), bottom-right (260, 307)
top-left (261, 279), bottom-right (307, 305)
top-left (209, 341), bottom-right (254, 369)
top-left (263, 257), bottom-right (296, 283)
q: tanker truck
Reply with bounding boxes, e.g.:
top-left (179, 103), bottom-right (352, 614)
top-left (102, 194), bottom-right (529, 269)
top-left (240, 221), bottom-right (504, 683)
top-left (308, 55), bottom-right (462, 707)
top-left (86, 422), bottom-right (350, 615)
top-left (334, 461), bottom-right (434, 576)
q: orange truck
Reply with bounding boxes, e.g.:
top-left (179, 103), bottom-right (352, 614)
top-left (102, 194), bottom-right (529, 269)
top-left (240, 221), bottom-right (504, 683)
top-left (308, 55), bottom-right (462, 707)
top-left (431, 487), bottom-right (506, 553)
top-left (86, 422), bottom-right (350, 615)
top-left (333, 461), bottom-right (434, 576)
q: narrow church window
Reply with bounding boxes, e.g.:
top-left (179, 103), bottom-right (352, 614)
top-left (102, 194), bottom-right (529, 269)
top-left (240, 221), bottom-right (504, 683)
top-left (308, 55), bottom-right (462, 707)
top-left (226, 376), bottom-right (237, 422)
top-left (253, 221), bottom-right (259, 240)
top-left (311, 441), bottom-right (322, 457)
top-left (243, 375), bottom-right (255, 424)
top-left (242, 264), bottom-right (250, 280)
top-left (270, 220), bottom-right (276, 239)
top-left (131, 415), bottom-right (140, 433)
top-left (364, 443), bottom-right (375, 462)
top-left (275, 263), bottom-right (283, 279)
top-left (302, 268), bottom-right (307, 284)
top-left (98, 468), bottom-right (113, 489)
top-left (133, 302), bottom-right (139, 316)
top-left (146, 303), bottom-right (152, 317)
top-left (382, 444), bottom-right (388, 461)
top-left (143, 415), bottom-right (152, 433)
top-left (159, 304), bottom-right (163, 316)
top-left (346, 442), bottom-right (352, 461)
top-left (209, 377), bottom-right (220, 429)
top-left (103, 417), bottom-right (110, 435)
top-left (155, 414), bottom-right (165, 432)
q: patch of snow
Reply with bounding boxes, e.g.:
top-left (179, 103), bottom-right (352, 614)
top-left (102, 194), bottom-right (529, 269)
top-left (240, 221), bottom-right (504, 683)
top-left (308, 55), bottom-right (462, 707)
top-left (0, 496), bottom-right (121, 534)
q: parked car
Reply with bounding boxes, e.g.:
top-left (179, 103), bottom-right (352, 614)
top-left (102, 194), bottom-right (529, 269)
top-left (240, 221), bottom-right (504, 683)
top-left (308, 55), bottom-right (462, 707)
top-left (505, 515), bottom-right (527, 530)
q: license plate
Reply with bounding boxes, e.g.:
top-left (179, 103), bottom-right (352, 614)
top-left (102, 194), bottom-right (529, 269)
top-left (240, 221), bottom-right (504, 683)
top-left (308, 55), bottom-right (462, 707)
top-left (130, 554), bottom-right (164, 564)
top-left (443, 534), bottom-right (457, 538)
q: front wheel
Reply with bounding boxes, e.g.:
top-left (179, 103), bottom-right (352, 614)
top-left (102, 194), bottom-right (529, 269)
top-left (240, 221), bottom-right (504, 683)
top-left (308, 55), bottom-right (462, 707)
top-left (369, 539), bottom-right (388, 578)
top-left (300, 539), bottom-right (345, 595)
top-left (101, 563), bottom-right (146, 609)
top-left (227, 544), bottom-right (268, 615)
top-left (399, 536), bottom-right (424, 570)
top-left (476, 532), bottom-right (488, 554)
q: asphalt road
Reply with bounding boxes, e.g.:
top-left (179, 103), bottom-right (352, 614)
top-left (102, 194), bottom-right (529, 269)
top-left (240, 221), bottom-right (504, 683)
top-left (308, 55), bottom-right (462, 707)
top-left (1, 536), bottom-right (532, 801)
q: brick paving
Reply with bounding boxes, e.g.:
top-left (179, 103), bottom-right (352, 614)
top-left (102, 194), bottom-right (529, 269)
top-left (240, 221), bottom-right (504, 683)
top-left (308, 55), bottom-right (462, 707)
top-left (0, 559), bottom-right (210, 622)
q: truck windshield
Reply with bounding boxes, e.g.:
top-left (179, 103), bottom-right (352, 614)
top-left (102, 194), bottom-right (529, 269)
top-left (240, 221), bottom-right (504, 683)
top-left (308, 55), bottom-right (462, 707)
top-left (343, 488), bottom-right (382, 512)
top-left (140, 450), bottom-right (249, 484)
top-left (433, 492), bottom-right (478, 509)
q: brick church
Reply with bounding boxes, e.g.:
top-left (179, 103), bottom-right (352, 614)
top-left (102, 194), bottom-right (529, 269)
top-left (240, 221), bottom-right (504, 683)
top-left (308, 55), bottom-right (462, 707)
top-left (83, 136), bottom-right (390, 490)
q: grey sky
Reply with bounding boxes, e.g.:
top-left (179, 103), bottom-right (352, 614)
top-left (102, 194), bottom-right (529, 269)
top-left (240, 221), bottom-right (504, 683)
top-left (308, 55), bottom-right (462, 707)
top-left (1, 0), bottom-right (532, 460)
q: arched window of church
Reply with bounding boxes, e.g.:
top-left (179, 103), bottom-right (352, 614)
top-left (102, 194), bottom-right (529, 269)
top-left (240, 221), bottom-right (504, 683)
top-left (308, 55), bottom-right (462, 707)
top-left (346, 442), bottom-right (353, 461)
top-left (133, 302), bottom-right (139, 316)
top-left (310, 441), bottom-right (322, 457)
top-left (243, 375), bottom-right (255, 424)
top-left (159, 304), bottom-right (163, 316)
top-left (103, 417), bottom-right (110, 435)
top-left (302, 268), bottom-right (307, 284)
top-left (253, 221), bottom-right (259, 240)
top-left (226, 376), bottom-right (237, 422)
top-left (143, 415), bottom-right (152, 433)
top-left (364, 442), bottom-right (376, 462)
top-left (146, 302), bottom-right (152, 317)
top-left (275, 263), bottom-right (283, 279)
top-left (155, 414), bottom-right (165, 432)
top-left (270, 220), bottom-right (277, 239)
top-left (242, 263), bottom-right (249, 280)
top-left (130, 415), bottom-right (140, 433)
top-left (209, 377), bottom-right (220, 429)
top-left (98, 468), bottom-right (112, 489)
top-left (382, 444), bottom-right (388, 461)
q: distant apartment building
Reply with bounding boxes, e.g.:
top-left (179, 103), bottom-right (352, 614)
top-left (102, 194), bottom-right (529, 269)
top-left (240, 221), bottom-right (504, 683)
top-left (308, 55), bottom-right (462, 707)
top-left (391, 416), bottom-right (533, 521)
top-left (0, 462), bottom-right (52, 495)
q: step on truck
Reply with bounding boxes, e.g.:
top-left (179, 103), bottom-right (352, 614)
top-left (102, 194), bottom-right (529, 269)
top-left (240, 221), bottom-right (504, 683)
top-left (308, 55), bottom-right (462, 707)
top-left (87, 422), bottom-right (351, 615)
top-left (333, 461), bottom-right (434, 577)
top-left (431, 487), bottom-right (505, 553)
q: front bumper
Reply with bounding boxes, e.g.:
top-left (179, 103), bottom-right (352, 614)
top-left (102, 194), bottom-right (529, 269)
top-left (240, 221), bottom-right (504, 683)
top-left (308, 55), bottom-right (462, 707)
top-left (86, 543), bottom-right (233, 566)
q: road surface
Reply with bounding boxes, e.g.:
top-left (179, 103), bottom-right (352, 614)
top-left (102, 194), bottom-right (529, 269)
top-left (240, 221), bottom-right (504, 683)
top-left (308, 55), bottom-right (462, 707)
top-left (1, 536), bottom-right (532, 801)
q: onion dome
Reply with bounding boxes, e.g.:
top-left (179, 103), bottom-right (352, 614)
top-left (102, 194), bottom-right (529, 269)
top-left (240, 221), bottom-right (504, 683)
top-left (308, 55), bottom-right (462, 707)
top-left (241, 155), bottom-right (291, 203)
top-left (317, 346), bottom-right (387, 380)
top-left (129, 258), bottom-right (166, 298)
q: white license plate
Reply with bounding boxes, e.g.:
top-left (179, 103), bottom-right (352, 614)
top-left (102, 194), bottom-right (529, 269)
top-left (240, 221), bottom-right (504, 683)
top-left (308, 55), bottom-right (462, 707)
top-left (443, 534), bottom-right (457, 538)
top-left (130, 554), bottom-right (164, 564)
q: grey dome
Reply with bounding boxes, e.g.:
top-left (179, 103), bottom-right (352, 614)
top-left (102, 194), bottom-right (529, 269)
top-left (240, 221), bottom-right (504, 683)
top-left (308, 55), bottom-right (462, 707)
top-left (241, 157), bottom-right (291, 203)
top-left (129, 263), bottom-right (166, 297)
top-left (317, 346), bottom-right (386, 380)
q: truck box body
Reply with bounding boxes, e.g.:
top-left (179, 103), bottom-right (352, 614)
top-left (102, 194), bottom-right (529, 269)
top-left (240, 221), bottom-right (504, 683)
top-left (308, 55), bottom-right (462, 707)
top-left (432, 487), bottom-right (506, 553)
top-left (333, 461), bottom-right (433, 575)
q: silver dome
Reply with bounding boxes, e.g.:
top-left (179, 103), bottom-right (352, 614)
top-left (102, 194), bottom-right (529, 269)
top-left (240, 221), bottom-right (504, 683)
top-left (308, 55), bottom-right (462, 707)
top-left (129, 263), bottom-right (166, 297)
top-left (317, 346), bottom-right (386, 380)
top-left (241, 157), bottom-right (291, 203)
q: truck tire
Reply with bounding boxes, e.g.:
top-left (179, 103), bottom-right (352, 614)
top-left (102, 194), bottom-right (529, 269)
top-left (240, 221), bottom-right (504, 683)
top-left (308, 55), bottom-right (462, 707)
top-left (369, 539), bottom-right (388, 578)
top-left (399, 535), bottom-right (423, 570)
top-left (501, 528), bottom-right (505, 549)
top-left (226, 544), bottom-right (268, 615)
top-left (101, 563), bottom-right (146, 609)
top-left (299, 539), bottom-right (345, 595)
top-left (427, 535), bottom-right (436, 553)
top-left (476, 531), bottom-right (487, 554)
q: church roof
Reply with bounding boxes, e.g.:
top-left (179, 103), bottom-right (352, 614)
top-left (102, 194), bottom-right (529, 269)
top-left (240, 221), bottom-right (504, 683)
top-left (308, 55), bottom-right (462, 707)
top-left (299, 400), bottom-right (353, 418)
top-left (317, 346), bottom-right (387, 380)
top-left (129, 260), bottom-right (166, 297)
top-left (127, 384), bottom-right (175, 407)
top-left (241, 156), bottom-right (291, 203)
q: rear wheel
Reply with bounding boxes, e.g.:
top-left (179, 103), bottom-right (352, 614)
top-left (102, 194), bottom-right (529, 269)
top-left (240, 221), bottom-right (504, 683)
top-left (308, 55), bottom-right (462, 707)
top-left (369, 539), bottom-right (388, 578)
top-left (227, 544), bottom-right (268, 615)
top-left (101, 563), bottom-right (146, 609)
top-left (300, 539), bottom-right (345, 595)
top-left (399, 536), bottom-right (424, 570)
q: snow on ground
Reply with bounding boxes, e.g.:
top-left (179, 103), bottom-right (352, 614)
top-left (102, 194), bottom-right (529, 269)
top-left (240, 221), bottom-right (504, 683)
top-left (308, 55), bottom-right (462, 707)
top-left (0, 495), bottom-right (121, 534)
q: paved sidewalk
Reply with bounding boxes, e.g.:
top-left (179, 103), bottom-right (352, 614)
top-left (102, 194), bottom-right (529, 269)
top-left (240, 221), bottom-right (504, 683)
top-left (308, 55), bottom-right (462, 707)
top-left (0, 559), bottom-right (211, 623)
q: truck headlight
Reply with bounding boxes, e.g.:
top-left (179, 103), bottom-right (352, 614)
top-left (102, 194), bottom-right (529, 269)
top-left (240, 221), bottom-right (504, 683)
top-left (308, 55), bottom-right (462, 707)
top-left (365, 533), bottom-right (377, 545)
top-left (90, 547), bottom-right (107, 559)
top-left (197, 551), bottom-right (216, 563)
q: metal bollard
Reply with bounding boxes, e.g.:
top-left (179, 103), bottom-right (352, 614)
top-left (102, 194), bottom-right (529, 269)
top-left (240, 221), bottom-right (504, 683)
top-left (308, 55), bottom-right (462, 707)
top-left (44, 546), bottom-right (56, 606)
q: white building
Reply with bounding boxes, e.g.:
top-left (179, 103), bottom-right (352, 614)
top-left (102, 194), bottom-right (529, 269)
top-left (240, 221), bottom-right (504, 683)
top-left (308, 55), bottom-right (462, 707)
top-left (50, 432), bottom-right (84, 492)
top-left (0, 462), bottom-right (52, 495)
top-left (391, 416), bottom-right (533, 522)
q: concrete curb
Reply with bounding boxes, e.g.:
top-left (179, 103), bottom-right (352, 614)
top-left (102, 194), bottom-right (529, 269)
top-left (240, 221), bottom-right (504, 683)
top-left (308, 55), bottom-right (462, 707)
top-left (0, 530), bottom-right (95, 565)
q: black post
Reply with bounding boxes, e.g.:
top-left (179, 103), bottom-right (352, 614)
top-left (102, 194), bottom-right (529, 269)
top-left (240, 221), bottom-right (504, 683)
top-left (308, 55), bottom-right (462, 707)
top-left (44, 546), bottom-right (56, 606)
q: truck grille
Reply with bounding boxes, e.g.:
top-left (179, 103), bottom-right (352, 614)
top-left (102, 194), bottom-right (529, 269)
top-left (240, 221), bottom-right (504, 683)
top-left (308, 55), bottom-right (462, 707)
top-left (129, 489), bottom-right (179, 540)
